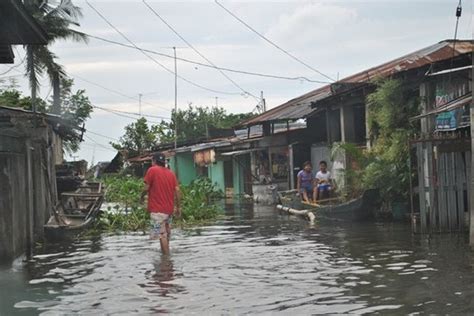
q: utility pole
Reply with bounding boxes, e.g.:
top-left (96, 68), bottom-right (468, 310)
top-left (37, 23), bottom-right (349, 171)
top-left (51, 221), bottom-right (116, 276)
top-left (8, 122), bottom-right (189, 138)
top-left (173, 46), bottom-right (178, 149)
top-left (173, 46), bottom-right (179, 178)
top-left (91, 144), bottom-right (96, 167)
top-left (138, 93), bottom-right (143, 116)
top-left (260, 91), bottom-right (266, 112)
top-left (215, 96), bottom-right (218, 107)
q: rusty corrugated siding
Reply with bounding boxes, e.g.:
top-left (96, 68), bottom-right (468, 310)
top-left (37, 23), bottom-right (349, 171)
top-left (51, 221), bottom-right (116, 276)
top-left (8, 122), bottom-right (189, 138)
top-left (241, 40), bottom-right (474, 127)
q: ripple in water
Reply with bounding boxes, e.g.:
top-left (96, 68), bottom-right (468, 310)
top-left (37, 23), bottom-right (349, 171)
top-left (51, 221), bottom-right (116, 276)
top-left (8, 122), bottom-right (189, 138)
top-left (2, 205), bottom-right (474, 314)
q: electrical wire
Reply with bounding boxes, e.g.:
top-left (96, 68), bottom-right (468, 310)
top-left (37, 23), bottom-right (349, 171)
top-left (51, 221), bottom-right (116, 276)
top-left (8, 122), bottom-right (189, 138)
top-left (92, 105), bottom-right (164, 124)
top-left (86, 129), bottom-right (120, 141)
top-left (143, 0), bottom-right (259, 102)
top-left (86, 1), bottom-right (242, 97)
top-left (82, 142), bottom-right (117, 152)
top-left (80, 32), bottom-right (329, 84)
top-left (84, 134), bottom-right (117, 152)
top-left (0, 52), bottom-right (26, 76)
top-left (215, 0), bottom-right (335, 82)
top-left (69, 71), bottom-right (171, 113)
top-left (92, 104), bottom-right (170, 120)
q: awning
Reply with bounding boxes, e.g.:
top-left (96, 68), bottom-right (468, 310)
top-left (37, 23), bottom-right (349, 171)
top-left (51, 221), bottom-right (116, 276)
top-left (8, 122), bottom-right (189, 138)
top-left (220, 148), bottom-right (267, 156)
top-left (410, 94), bottom-right (472, 121)
top-left (427, 65), bottom-right (472, 77)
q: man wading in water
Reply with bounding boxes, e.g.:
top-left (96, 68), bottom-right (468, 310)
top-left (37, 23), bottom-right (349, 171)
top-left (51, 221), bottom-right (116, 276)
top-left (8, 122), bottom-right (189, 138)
top-left (142, 152), bottom-right (181, 255)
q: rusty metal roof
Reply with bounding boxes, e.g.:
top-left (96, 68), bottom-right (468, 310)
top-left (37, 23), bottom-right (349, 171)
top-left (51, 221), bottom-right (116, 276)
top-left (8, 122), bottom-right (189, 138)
top-left (241, 40), bottom-right (474, 127)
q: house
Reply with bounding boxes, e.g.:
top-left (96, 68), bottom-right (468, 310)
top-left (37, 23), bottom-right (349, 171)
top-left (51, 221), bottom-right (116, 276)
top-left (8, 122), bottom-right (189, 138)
top-left (409, 50), bottom-right (473, 233)
top-left (238, 40), bottom-right (474, 197)
top-left (0, 107), bottom-right (83, 262)
top-left (0, 0), bottom-right (52, 263)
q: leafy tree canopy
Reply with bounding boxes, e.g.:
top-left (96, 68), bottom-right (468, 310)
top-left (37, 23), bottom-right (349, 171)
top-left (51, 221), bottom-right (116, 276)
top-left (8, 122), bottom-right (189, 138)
top-left (112, 106), bottom-right (255, 157)
top-left (111, 117), bottom-right (160, 157)
top-left (158, 105), bottom-right (255, 144)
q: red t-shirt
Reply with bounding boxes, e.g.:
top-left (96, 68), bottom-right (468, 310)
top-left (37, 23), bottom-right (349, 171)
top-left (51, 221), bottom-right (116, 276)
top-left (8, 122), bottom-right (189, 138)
top-left (144, 165), bottom-right (178, 214)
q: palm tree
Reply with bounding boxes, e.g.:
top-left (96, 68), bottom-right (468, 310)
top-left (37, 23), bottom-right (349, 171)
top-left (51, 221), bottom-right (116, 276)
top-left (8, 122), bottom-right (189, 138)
top-left (23, 0), bottom-right (87, 113)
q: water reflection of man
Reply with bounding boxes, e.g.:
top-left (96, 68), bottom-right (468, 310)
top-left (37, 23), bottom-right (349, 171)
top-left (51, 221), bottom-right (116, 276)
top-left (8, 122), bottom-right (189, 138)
top-left (141, 152), bottom-right (181, 255)
top-left (153, 256), bottom-right (175, 297)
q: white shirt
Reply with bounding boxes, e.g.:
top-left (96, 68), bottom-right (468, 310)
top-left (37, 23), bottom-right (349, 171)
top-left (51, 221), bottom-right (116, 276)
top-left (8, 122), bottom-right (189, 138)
top-left (315, 171), bottom-right (331, 185)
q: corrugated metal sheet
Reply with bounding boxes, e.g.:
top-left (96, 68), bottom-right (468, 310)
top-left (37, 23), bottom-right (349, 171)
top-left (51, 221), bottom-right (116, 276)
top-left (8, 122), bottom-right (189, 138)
top-left (241, 40), bottom-right (474, 127)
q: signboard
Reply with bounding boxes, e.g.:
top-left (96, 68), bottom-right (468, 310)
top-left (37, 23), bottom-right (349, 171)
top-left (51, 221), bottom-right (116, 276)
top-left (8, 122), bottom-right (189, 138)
top-left (435, 109), bottom-right (460, 130)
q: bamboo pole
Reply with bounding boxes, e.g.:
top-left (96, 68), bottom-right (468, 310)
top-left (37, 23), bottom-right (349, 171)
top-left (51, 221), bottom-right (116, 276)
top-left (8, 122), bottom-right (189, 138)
top-left (276, 204), bottom-right (315, 223)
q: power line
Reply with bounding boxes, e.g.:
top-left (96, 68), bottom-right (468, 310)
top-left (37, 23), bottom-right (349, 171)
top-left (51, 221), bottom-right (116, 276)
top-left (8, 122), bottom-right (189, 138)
top-left (92, 105), bottom-right (164, 124)
top-left (215, 0), bottom-right (335, 82)
top-left (69, 71), bottom-right (171, 113)
top-left (143, 0), bottom-right (260, 102)
top-left (86, 129), bottom-right (120, 141)
top-left (84, 134), bottom-right (117, 152)
top-left (0, 52), bottom-right (26, 76)
top-left (86, 1), bottom-right (242, 97)
top-left (81, 32), bottom-right (329, 84)
top-left (92, 104), bottom-right (170, 120)
top-left (82, 142), bottom-right (117, 152)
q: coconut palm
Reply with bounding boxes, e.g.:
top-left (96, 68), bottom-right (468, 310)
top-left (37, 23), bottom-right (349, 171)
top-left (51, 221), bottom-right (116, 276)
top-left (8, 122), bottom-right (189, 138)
top-left (23, 0), bottom-right (87, 113)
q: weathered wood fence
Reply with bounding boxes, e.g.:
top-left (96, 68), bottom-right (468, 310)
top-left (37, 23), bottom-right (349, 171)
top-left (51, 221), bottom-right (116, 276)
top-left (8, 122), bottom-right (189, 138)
top-left (412, 139), bottom-right (470, 233)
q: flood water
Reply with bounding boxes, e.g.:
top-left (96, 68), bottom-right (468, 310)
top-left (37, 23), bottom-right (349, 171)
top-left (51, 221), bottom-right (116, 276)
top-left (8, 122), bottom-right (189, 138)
top-left (2, 203), bottom-right (474, 315)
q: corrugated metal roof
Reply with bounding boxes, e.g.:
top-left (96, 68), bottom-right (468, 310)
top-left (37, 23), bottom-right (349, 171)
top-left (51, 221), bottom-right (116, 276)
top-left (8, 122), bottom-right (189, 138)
top-left (241, 40), bottom-right (474, 127)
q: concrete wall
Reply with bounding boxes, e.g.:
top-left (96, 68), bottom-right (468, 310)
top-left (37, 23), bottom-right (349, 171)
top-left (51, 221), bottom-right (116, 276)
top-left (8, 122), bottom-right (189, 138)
top-left (0, 126), bottom-right (57, 264)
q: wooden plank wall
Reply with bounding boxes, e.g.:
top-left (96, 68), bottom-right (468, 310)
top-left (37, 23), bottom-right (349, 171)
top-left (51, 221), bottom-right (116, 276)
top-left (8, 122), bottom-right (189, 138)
top-left (414, 141), bottom-right (470, 233)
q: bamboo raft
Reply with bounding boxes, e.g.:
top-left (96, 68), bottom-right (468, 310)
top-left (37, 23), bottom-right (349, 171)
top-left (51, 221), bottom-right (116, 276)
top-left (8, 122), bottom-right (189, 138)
top-left (44, 181), bottom-right (105, 239)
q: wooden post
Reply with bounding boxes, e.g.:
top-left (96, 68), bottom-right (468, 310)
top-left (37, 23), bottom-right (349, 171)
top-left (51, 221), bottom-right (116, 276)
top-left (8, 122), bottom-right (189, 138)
top-left (417, 143), bottom-right (427, 232)
top-left (470, 47), bottom-right (474, 244)
top-left (427, 142), bottom-right (437, 232)
top-left (438, 153), bottom-right (448, 231)
top-left (456, 152), bottom-right (465, 231)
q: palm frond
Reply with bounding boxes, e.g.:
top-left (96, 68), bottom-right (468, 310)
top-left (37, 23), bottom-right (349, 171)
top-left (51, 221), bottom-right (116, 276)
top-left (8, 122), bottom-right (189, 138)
top-left (35, 46), bottom-right (66, 85)
top-left (25, 45), bottom-right (45, 95)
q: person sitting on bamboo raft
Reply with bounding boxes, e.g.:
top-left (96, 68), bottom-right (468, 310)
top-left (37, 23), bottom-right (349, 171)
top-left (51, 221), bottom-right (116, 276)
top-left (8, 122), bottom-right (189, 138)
top-left (296, 161), bottom-right (314, 203)
top-left (313, 160), bottom-right (334, 202)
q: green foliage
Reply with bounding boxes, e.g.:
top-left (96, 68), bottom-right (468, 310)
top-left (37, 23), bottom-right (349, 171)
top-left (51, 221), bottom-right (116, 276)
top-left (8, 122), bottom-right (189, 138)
top-left (331, 142), bottom-right (370, 198)
top-left (95, 175), bottom-right (222, 232)
top-left (333, 79), bottom-right (418, 207)
top-left (96, 206), bottom-right (150, 232)
top-left (102, 175), bottom-right (144, 209)
top-left (180, 177), bottom-right (223, 222)
top-left (59, 79), bottom-right (93, 153)
top-left (111, 117), bottom-right (160, 157)
top-left (24, 0), bottom-right (88, 95)
top-left (0, 89), bottom-right (48, 112)
top-left (157, 105), bottom-right (255, 143)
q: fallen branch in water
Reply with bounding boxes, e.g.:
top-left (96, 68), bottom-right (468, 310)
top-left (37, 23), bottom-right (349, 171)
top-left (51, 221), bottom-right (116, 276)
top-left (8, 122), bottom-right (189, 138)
top-left (276, 205), bottom-right (315, 223)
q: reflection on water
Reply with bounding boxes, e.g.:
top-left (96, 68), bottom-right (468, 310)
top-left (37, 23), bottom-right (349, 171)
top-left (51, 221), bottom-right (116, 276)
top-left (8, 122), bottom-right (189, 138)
top-left (1, 203), bottom-right (474, 314)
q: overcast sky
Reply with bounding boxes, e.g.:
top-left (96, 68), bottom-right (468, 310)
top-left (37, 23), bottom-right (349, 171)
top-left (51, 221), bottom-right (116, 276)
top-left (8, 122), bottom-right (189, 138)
top-left (1, 0), bottom-right (473, 164)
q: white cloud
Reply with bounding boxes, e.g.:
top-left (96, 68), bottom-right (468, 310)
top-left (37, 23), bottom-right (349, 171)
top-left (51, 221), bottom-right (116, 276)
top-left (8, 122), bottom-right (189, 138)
top-left (266, 2), bottom-right (358, 48)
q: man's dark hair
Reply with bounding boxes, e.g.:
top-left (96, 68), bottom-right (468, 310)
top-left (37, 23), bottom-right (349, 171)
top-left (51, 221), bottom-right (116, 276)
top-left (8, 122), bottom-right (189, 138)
top-left (319, 160), bottom-right (327, 166)
top-left (303, 161), bottom-right (312, 168)
top-left (153, 152), bottom-right (166, 166)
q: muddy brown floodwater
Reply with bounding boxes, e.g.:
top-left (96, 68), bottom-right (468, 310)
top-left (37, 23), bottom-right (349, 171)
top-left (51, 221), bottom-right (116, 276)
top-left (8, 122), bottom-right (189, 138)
top-left (2, 203), bottom-right (474, 315)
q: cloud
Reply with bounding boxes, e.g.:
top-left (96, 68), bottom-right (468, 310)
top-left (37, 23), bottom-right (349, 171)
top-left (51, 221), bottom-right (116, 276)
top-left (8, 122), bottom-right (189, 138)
top-left (266, 2), bottom-right (358, 48)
